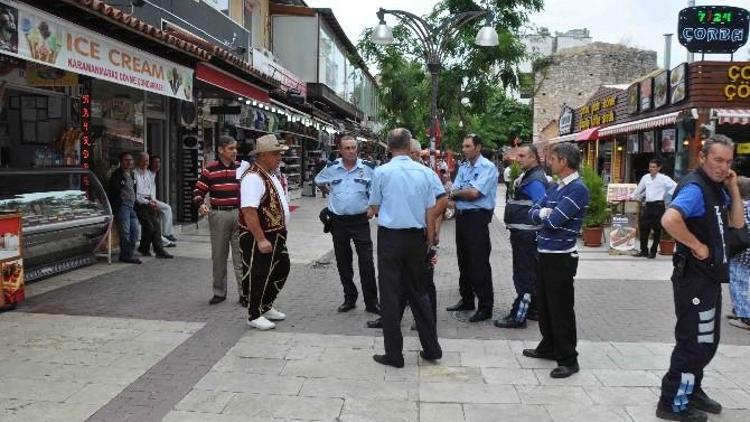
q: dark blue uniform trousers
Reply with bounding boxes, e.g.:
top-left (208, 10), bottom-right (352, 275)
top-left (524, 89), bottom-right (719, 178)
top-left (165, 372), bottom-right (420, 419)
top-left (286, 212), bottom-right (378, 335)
top-left (378, 227), bottom-right (442, 361)
top-left (455, 210), bottom-right (494, 313)
top-left (509, 229), bottom-right (538, 322)
top-left (659, 269), bottom-right (722, 413)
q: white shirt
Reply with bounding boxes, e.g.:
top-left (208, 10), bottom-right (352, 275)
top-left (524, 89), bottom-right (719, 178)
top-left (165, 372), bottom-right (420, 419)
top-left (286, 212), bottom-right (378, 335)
top-left (134, 168), bottom-right (156, 204)
top-left (240, 171), bottom-right (291, 222)
top-left (632, 173), bottom-right (677, 202)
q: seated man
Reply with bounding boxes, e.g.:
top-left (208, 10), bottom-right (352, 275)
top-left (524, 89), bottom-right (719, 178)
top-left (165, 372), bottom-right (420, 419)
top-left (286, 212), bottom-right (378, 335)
top-left (133, 152), bottom-right (173, 259)
top-left (149, 155), bottom-right (177, 247)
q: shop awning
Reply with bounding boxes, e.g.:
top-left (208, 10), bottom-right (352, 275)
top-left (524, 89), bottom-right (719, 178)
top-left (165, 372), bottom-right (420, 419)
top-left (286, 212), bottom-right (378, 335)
top-left (577, 127), bottom-right (599, 141)
top-left (714, 109), bottom-right (750, 125)
top-left (196, 63), bottom-right (269, 103)
top-left (548, 133), bottom-right (577, 144)
top-left (598, 112), bottom-right (680, 137)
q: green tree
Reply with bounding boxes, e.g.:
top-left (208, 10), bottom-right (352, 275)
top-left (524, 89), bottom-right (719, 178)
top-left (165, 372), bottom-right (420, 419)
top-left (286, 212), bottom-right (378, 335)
top-left (357, 0), bottom-right (542, 151)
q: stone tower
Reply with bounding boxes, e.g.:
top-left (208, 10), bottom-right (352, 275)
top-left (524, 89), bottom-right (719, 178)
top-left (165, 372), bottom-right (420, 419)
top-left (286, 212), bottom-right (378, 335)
top-left (532, 42), bottom-right (658, 141)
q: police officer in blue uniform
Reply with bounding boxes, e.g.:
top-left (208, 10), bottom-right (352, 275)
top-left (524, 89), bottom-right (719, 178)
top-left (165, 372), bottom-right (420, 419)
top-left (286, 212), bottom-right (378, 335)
top-left (368, 128), bottom-right (444, 368)
top-left (315, 135), bottom-right (380, 314)
top-left (656, 135), bottom-right (743, 422)
top-left (446, 134), bottom-right (499, 322)
top-left (496, 144), bottom-right (548, 329)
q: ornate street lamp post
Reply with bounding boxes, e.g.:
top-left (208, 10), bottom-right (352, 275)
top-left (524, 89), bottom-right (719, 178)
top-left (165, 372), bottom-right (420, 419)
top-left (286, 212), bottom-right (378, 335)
top-left (372, 7), bottom-right (498, 164)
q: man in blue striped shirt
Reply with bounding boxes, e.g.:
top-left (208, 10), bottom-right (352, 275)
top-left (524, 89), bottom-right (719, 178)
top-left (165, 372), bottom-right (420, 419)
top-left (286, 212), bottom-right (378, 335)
top-left (523, 143), bottom-right (589, 379)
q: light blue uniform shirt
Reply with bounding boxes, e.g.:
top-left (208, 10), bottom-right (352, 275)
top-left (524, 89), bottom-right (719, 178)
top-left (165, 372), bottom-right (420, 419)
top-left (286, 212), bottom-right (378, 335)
top-left (314, 158), bottom-right (373, 215)
top-left (453, 155), bottom-right (499, 210)
top-left (369, 156), bottom-right (437, 229)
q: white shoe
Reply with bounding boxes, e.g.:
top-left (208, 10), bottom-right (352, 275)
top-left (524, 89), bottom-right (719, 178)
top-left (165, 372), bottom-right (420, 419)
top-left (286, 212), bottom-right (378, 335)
top-left (247, 316), bottom-right (276, 330)
top-left (263, 308), bottom-right (286, 321)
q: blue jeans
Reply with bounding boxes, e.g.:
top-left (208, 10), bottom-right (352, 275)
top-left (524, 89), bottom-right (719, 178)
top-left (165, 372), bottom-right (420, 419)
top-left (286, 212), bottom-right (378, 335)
top-left (729, 260), bottom-right (750, 318)
top-left (116, 204), bottom-right (139, 260)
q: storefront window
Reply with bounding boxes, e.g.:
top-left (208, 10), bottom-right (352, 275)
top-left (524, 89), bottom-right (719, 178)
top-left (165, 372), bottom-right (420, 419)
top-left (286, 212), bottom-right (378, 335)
top-left (90, 80), bottom-right (144, 185)
top-left (319, 23), bottom-right (346, 98)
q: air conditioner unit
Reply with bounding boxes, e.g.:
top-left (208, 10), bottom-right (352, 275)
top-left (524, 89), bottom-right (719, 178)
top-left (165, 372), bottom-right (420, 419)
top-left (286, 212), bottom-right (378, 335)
top-left (180, 101), bottom-right (198, 128)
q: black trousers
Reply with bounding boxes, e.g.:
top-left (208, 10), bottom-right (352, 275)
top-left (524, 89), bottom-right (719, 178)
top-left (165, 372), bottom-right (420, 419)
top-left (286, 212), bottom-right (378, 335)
top-left (640, 202), bottom-right (665, 255)
top-left (455, 210), bottom-right (494, 312)
top-left (425, 247), bottom-right (437, 322)
top-left (239, 229), bottom-right (291, 320)
top-left (331, 213), bottom-right (378, 307)
top-left (509, 229), bottom-right (538, 322)
top-left (134, 203), bottom-right (166, 254)
top-left (536, 252), bottom-right (579, 366)
top-left (378, 227), bottom-right (441, 361)
top-left (659, 269), bottom-right (721, 412)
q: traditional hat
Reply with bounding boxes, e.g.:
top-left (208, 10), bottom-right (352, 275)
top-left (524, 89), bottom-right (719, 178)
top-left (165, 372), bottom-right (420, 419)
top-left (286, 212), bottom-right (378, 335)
top-left (252, 134), bottom-right (289, 155)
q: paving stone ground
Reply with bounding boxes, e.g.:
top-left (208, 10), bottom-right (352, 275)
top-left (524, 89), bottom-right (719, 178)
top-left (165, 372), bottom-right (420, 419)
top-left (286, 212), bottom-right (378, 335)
top-left (2, 190), bottom-right (749, 421)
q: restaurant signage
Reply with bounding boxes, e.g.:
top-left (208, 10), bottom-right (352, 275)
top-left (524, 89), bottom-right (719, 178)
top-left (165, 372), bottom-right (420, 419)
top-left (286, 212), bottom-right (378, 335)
top-left (578, 95), bottom-right (617, 131)
top-left (0, 0), bottom-right (194, 100)
top-left (559, 104), bottom-right (574, 135)
top-left (678, 6), bottom-right (749, 54)
top-left (725, 64), bottom-right (750, 101)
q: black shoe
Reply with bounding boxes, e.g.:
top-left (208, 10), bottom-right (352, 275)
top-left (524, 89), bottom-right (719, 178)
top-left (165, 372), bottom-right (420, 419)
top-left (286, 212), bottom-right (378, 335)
top-left (494, 317), bottom-right (527, 329)
top-left (656, 403), bottom-right (708, 421)
top-left (337, 302), bottom-right (356, 313)
top-left (372, 354), bottom-right (404, 368)
top-left (419, 350), bottom-right (442, 361)
top-left (366, 317), bottom-right (382, 329)
top-left (239, 297), bottom-right (249, 307)
top-left (138, 248), bottom-right (152, 257)
top-left (120, 257), bottom-right (142, 264)
top-left (550, 363), bottom-right (580, 378)
top-left (155, 252), bottom-right (174, 259)
top-left (446, 300), bottom-right (475, 311)
top-left (522, 348), bottom-right (556, 360)
top-left (689, 389), bottom-right (722, 414)
top-left (165, 235), bottom-right (177, 242)
top-left (633, 251), bottom-right (648, 257)
top-left (365, 303), bottom-right (381, 314)
top-left (209, 295), bottom-right (226, 305)
top-left (165, 242), bottom-right (177, 248)
top-left (649, 252), bottom-right (657, 259)
top-left (468, 310), bottom-right (492, 322)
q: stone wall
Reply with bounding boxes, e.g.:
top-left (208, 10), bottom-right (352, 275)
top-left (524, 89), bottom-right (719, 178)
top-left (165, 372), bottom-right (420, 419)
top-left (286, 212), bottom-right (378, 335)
top-left (533, 42), bottom-right (657, 141)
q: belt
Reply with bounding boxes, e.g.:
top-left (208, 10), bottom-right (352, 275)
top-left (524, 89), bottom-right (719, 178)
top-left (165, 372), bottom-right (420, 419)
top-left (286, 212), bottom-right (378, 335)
top-left (456, 208), bottom-right (492, 215)
top-left (330, 212), bottom-right (367, 221)
top-left (645, 201), bottom-right (665, 206)
top-left (379, 226), bottom-right (424, 233)
top-left (214, 206), bottom-right (239, 211)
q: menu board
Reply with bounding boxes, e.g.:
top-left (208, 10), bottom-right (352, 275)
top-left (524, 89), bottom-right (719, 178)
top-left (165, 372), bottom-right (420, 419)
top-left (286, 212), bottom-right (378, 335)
top-left (606, 184), bottom-right (638, 202)
top-left (642, 131), bottom-right (655, 153)
top-left (662, 129), bottom-right (676, 153)
top-left (0, 214), bottom-right (24, 305)
top-left (640, 78), bottom-right (653, 112)
top-left (610, 214), bottom-right (637, 252)
top-left (670, 63), bottom-right (688, 105)
top-left (653, 70), bottom-right (669, 109)
top-left (627, 83), bottom-right (640, 114)
top-left (627, 134), bottom-right (639, 154)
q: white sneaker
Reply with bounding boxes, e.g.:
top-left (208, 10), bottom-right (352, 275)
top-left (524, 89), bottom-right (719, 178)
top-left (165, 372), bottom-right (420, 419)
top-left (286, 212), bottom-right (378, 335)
top-left (247, 316), bottom-right (276, 330)
top-left (263, 308), bottom-right (286, 321)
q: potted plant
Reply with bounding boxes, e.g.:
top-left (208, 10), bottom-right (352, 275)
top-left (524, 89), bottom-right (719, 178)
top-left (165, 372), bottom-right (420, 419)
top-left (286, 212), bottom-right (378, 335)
top-left (659, 229), bottom-right (676, 255)
top-left (580, 166), bottom-right (608, 247)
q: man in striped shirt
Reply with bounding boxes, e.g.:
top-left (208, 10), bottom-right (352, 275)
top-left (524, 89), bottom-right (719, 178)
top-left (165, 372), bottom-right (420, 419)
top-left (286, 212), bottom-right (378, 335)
top-left (523, 142), bottom-right (589, 379)
top-left (193, 135), bottom-right (245, 306)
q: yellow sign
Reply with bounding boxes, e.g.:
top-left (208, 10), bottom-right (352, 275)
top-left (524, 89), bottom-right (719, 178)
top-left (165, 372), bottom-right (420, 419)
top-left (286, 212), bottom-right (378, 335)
top-left (737, 143), bottom-right (750, 154)
top-left (578, 95), bottom-right (618, 131)
top-left (726, 65), bottom-right (750, 101)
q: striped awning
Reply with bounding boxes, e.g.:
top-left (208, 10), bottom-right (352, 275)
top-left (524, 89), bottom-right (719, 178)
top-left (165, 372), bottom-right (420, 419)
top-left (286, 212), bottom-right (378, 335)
top-left (598, 112), bottom-right (680, 137)
top-left (548, 133), bottom-right (577, 144)
top-left (714, 109), bottom-right (750, 125)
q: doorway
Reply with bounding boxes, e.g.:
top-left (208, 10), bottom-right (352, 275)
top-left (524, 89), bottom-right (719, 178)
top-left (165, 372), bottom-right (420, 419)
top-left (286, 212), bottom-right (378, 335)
top-left (147, 119), bottom-right (168, 202)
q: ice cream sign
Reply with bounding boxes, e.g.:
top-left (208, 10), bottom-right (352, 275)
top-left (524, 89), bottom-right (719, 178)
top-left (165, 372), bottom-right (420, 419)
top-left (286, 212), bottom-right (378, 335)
top-left (0, 0), bottom-right (193, 101)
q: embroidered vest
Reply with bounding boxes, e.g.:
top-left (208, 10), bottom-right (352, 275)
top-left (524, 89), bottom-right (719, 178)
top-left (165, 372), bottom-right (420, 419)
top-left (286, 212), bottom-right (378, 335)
top-left (239, 163), bottom-right (287, 234)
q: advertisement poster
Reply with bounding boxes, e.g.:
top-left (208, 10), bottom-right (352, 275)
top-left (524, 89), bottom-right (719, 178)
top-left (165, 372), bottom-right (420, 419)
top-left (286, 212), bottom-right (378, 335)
top-left (662, 129), bottom-right (676, 153)
top-left (0, 0), bottom-right (193, 101)
top-left (627, 83), bottom-right (639, 114)
top-left (642, 131), bottom-right (655, 153)
top-left (0, 214), bottom-right (24, 305)
top-left (670, 63), bottom-right (687, 104)
top-left (609, 214), bottom-right (637, 252)
top-left (653, 70), bottom-right (669, 109)
top-left (606, 183), bottom-right (638, 202)
top-left (640, 78), bottom-right (653, 112)
top-left (627, 134), bottom-right (639, 154)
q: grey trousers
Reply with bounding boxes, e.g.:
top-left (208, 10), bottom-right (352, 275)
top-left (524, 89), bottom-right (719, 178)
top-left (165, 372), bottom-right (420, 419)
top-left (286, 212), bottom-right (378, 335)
top-left (208, 209), bottom-right (243, 298)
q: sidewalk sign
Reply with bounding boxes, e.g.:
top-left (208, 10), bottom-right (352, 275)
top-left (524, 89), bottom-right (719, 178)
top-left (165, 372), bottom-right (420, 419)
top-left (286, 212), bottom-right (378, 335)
top-left (609, 214), bottom-right (637, 252)
top-left (606, 184), bottom-right (637, 202)
top-left (0, 214), bottom-right (24, 305)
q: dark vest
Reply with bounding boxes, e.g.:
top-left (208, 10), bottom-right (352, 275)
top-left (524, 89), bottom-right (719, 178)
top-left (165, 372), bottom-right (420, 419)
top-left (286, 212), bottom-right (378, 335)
top-left (673, 168), bottom-right (729, 283)
top-left (504, 166), bottom-right (549, 230)
top-left (238, 163), bottom-right (287, 234)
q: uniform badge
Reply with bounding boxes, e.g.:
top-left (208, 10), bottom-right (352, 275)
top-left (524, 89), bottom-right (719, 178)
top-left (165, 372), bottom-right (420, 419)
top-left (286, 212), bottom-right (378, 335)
top-left (692, 297), bottom-right (700, 305)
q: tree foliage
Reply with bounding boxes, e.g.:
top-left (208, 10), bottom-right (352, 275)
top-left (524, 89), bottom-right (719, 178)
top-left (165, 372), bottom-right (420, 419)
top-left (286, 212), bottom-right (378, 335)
top-left (358, 0), bottom-right (543, 151)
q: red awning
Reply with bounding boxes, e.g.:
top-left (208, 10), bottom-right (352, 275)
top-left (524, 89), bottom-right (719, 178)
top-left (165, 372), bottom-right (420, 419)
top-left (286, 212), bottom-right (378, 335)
top-left (195, 63), bottom-right (269, 102)
top-left (577, 127), bottom-right (599, 141)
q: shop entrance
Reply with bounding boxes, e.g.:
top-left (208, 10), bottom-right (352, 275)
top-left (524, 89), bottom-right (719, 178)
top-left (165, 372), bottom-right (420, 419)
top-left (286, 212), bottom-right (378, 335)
top-left (147, 119), bottom-right (168, 202)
